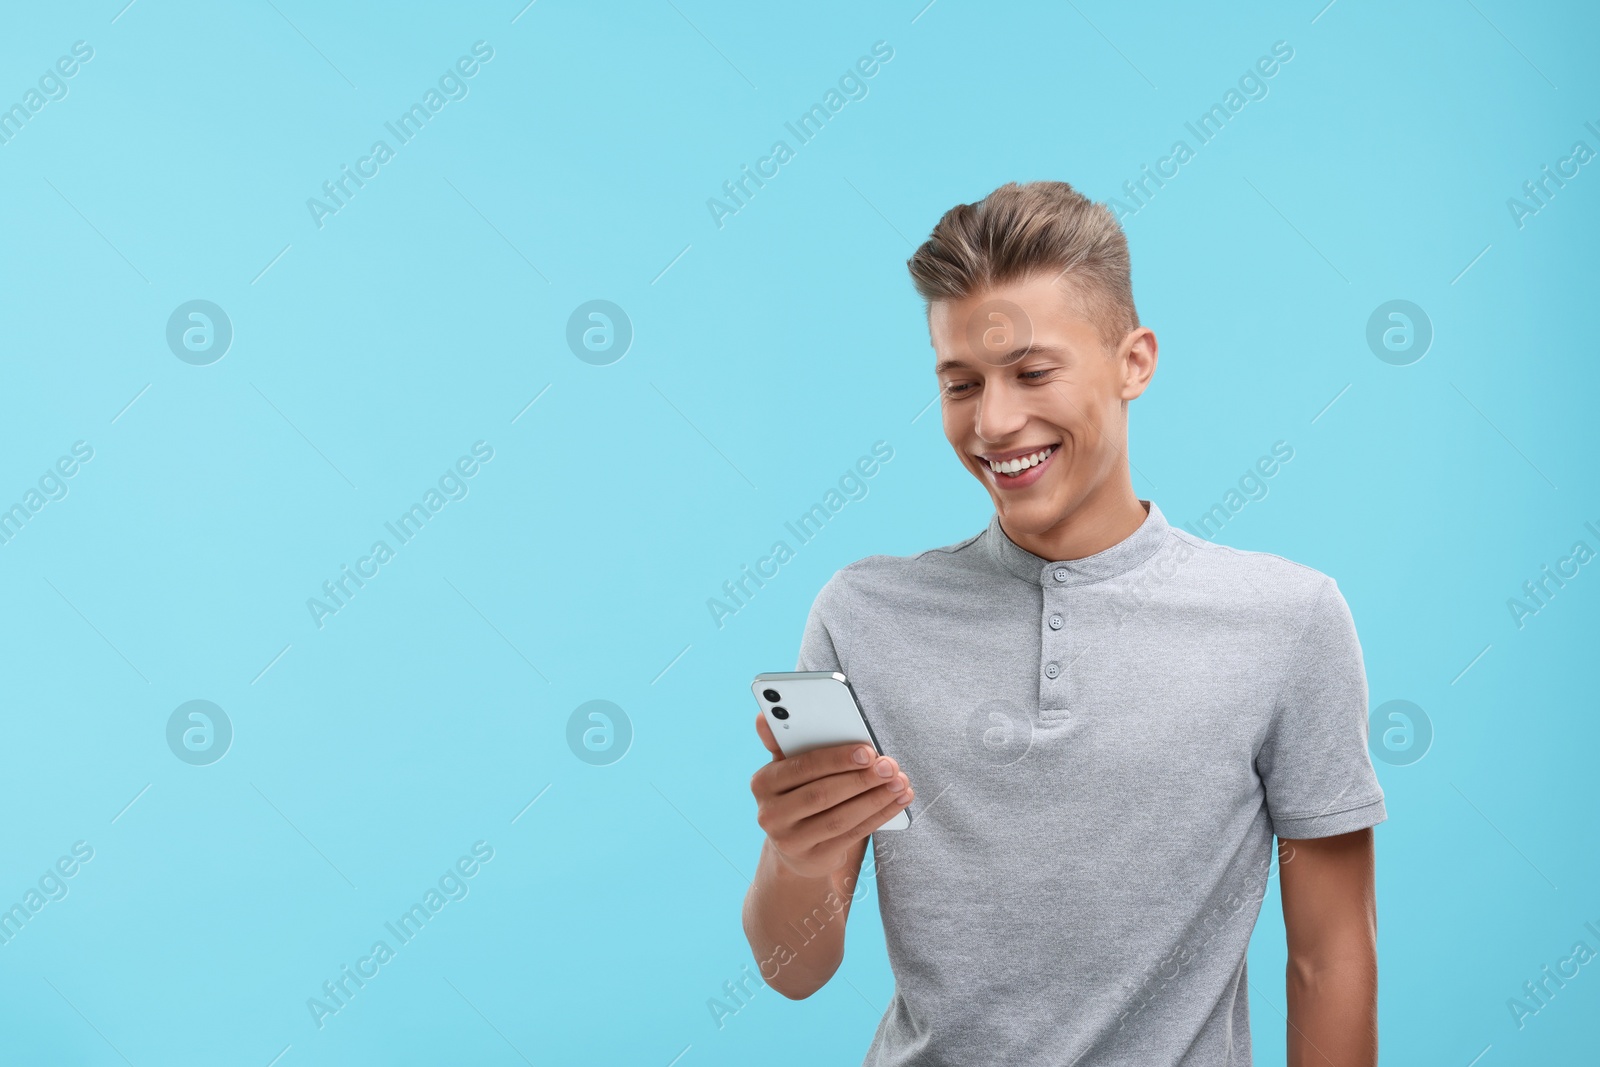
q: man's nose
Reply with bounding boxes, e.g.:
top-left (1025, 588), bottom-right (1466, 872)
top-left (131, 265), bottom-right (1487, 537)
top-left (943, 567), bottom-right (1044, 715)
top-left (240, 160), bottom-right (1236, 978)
top-left (975, 380), bottom-right (1028, 441)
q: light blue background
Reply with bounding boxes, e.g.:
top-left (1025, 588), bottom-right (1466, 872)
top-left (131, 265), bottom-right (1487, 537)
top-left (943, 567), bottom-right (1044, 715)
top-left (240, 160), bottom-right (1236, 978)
top-left (2, 1), bottom-right (1597, 1064)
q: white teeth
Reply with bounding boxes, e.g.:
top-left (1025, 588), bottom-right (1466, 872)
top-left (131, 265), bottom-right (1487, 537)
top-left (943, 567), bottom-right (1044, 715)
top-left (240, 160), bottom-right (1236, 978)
top-left (987, 446), bottom-right (1053, 475)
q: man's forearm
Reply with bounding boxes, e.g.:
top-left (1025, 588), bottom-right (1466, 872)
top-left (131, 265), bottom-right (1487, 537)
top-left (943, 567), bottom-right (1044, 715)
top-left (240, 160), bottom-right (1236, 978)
top-left (1285, 952), bottom-right (1377, 1067)
top-left (741, 837), bottom-right (863, 1000)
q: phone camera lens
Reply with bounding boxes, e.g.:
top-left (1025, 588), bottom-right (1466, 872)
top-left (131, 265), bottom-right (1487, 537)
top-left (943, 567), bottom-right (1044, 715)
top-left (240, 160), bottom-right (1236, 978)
top-left (762, 688), bottom-right (782, 703)
top-left (771, 706), bottom-right (789, 720)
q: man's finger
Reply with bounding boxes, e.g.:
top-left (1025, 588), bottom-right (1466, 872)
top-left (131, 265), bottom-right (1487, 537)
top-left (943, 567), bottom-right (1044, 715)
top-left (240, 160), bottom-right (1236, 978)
top-left (819, 789), bottom-right (915, 851)
top-left (769, 742), bottom-right (882, 794)
top-left (754, 712), bottom-right (783, 760)
top-left (784, 773), bottom-right (909, 845)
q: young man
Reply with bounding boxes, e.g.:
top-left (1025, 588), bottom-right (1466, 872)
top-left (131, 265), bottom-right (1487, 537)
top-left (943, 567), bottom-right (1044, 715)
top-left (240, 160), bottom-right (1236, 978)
top-left (743, 181), bottom-right (1385, 1065)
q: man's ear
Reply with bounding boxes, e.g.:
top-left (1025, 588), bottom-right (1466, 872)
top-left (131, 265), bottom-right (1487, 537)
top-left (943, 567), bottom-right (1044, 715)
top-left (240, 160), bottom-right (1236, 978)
top-left (1118, 327), bottom-right (1158, 403)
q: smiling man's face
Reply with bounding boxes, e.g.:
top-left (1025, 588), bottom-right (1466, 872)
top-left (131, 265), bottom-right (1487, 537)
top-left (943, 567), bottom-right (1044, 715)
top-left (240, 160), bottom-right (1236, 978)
top-left (929, 271), bottom-right (1157, 548)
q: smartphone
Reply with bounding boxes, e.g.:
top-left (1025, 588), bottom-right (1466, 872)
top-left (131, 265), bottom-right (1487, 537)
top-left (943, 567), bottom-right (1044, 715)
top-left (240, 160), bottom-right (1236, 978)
top-left (751, 671), bottom-right (910, 830)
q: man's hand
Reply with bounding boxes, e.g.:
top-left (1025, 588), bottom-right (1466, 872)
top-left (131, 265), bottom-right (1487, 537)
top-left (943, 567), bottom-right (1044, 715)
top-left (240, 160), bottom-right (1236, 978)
top-left (749, 713), bottom-right (914, 881)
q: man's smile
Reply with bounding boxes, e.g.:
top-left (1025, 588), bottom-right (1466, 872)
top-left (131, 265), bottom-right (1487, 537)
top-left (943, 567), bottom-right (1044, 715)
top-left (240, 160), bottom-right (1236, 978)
top-left (975, 443), bottom-right (1058, 487)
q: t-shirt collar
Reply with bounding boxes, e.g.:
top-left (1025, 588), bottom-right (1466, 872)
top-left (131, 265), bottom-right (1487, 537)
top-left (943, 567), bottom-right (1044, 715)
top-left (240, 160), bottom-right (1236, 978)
top-left (985, 499), bottom-right (1170, 586)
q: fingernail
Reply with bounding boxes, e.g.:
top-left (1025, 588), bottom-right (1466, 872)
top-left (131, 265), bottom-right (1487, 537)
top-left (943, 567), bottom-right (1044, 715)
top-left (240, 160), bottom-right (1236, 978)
top-left (875, 758), bottom-right (894, 777)
top-left (853, 747), bottom-right (872, 765)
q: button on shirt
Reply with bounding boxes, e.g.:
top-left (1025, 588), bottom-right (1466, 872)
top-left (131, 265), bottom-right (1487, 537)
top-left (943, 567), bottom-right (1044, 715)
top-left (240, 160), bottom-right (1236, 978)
top-left (795, 500), bottom-right (1386, 1066)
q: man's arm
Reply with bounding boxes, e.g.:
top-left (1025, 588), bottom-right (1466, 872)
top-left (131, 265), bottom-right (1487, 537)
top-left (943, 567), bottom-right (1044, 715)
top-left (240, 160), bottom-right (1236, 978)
top-left (1277, 828), bottom-right (1378, 1067)
top-left (743, 714), bottom-right (913, 999)
top-left (743, 833), bottom-right (871, 999)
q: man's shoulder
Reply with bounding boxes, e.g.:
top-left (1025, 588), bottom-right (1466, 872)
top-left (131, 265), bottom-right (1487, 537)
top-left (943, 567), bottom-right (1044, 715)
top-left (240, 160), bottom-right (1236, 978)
top-left (814, 526), bottom-right (990, 604)
top-left (1166, 527), bottom-right (1344, 625)
top-left (1169, 527), bottom-right (1330, 584)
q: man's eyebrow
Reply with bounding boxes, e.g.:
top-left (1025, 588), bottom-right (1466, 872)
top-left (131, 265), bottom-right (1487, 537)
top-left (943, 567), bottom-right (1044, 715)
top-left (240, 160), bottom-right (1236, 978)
top-left (935, 344), bottom-right (1068, 374)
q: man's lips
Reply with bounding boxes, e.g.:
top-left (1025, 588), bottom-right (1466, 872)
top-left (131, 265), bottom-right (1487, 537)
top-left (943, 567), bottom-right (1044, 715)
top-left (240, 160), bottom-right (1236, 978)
top-left (975, 442), bottom-right (1061, 463)
top-left (977, 444), bottom-right (1058, 488)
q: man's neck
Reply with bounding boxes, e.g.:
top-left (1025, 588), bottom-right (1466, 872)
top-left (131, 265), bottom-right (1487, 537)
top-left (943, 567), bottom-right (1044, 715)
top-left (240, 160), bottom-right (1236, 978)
top-left (999, 487), bottom-right (1150, 563)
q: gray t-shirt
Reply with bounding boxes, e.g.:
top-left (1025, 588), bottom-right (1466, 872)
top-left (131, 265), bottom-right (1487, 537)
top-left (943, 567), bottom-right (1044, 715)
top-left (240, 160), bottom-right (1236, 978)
top-left (796, 499), bottom-right (1386, 1066)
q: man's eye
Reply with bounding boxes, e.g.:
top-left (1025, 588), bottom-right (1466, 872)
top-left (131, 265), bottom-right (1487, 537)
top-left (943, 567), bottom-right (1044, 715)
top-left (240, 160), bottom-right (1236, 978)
top-left (943, 382), bottom-right (974, 396)
top-left (1021, 370), bottom-right (1050, 381)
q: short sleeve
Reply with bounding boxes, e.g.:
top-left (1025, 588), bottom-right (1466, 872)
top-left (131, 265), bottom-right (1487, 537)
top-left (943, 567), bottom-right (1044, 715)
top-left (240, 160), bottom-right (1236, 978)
top-left (1256, 578), bottom-right (1387, 839)
top-left (796, 570), bottom-right (847, 674)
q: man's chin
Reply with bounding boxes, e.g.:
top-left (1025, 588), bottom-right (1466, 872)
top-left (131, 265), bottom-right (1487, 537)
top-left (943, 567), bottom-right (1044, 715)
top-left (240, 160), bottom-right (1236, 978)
top-left (988, 491), bottom-right (1068, 531)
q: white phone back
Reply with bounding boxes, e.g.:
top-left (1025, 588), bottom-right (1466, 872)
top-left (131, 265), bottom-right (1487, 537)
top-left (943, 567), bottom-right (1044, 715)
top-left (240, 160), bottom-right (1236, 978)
top-left (752, 671), bottom-right (910, 830)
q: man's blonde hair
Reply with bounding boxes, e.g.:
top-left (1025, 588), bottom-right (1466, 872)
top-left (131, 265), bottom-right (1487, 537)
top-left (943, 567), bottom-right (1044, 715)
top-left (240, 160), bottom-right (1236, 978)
top-left (907, 180), bottom-right (1140, 351)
